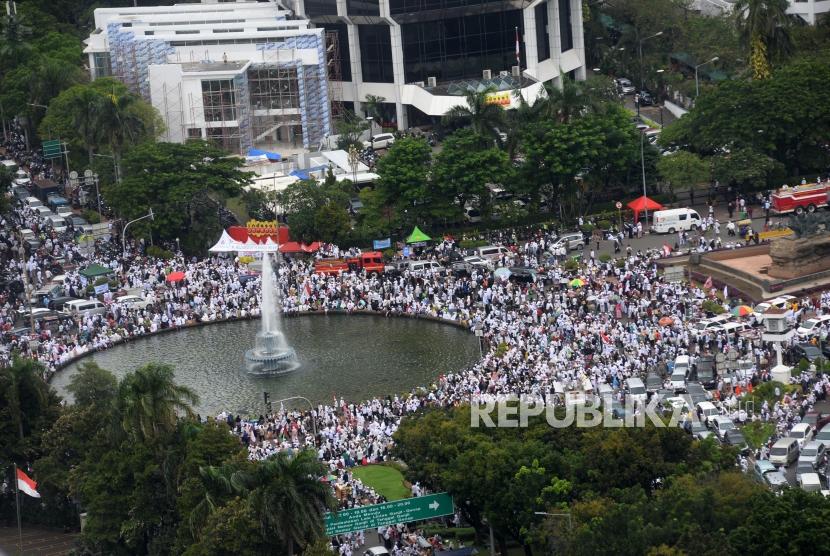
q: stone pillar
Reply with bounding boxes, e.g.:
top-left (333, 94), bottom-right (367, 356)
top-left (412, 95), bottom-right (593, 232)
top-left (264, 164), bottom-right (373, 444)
top-left (570, 0), bottom-right (586, 80)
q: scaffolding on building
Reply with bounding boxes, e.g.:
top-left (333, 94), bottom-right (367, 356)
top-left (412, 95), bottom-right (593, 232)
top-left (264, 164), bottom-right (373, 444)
top-left (325, 30), bottom-right (343, 119)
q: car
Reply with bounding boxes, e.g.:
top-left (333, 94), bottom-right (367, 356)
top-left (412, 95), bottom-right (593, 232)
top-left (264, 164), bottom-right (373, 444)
top-left (116, 294), bottom-right (153, 310)
top-left (636, 90), bottom-right (655, 106)
top-left (363, 133), bottom-right (395, 150)
top-left (452, 255), bottom-right (491, 275)
top-left (47, 296), bottom-right (79, 311)
top-left (694, 355), bottom-right (717, 389)
top-left (46, 195), bottom-right (69, 211)
top-left (790, 423), bottom-right (815, 448)
top-left (685, 419), bottom-right (714, 440)
top-left (13, 170), bottom-right (30, 186)
top-left (786, 343), bottom-right (824, 365)
top-left (723, 429), bottom-right (750, 455)
top-left (685, 383), bottom-right (710, 406)
top-left (797, 315), bottom-right (830, 338)
top-left (34, 205), bottom-right (53, 217)
top-left (693, 315), bottom-right (731, 333)
top-left (645, 372), bottom-right (662, 393)
top-left (797, 472), bottom-right (830, 496)
top-left (13, 186), bottom-right (29, 201)
top-left (798, 440), bottom-right (826, 470)
top-left (507, 267), bottom-right (538, 284)
top-left (56, 205), bottom-right (73, 218)
top-left (709, 415), bottom-right (736, 440)
top-left (815, 423), bottom-right (830, 444)
top-left (615, 77), bottom-right (635, 94)
top-left (803, 411), bottom-right (830, 432)
top-left (550, 232), bottom-right (584, 252)
top-left (754, 295), bottom-right (796, 316)
top-left (464, 207), bottom-right (482, 223)
top-left (364, 546), bottom-right (390, 556)
top-left (69, 215), bottom-right (89, 229)
top-left (752, 460), bottom-right (789, 492)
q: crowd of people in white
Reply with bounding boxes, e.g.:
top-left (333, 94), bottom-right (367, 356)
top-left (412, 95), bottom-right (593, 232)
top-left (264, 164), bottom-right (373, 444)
top-left (4, 142), bottom-right (830, 555)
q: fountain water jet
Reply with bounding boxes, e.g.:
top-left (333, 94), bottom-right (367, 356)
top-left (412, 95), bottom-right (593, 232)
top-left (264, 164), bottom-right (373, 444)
top-left (244, 252), bottom-right (298, 374)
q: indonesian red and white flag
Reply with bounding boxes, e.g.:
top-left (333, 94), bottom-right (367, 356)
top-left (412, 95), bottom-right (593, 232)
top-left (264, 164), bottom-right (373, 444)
top-left (16, 468), bottom-right (40, 498)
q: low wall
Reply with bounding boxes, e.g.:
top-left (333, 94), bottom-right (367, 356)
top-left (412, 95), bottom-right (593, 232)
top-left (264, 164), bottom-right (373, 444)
top-left (46, 309), bottom-right (475, 382)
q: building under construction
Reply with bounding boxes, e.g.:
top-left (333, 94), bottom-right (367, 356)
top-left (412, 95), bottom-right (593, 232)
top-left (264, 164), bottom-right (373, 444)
top-left (84, 0), bottom-right (332, 155)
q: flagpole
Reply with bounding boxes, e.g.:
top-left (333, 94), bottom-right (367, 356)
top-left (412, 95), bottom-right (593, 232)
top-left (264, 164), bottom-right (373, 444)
top-left (13, 464), bottom-right (23, 556)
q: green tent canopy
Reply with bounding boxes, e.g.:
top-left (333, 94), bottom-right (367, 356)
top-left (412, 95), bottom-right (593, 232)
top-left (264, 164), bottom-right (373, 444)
top-left (79, 263), bottom-right (114, 279)
top-left (406, 226), bottom-right (431, 244)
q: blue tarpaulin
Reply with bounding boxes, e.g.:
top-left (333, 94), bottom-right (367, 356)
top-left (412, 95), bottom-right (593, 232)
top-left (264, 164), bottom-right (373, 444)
top-left (246, 148), bottom-right (281, 161)
top-left (290, 169), bottom-right (311, 180)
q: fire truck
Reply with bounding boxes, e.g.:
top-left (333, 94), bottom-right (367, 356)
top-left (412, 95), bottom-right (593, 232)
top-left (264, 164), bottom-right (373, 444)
top-left (770, 182), bottom-right (830, 215)
top-left (313, 251), bottom-right (385, 276)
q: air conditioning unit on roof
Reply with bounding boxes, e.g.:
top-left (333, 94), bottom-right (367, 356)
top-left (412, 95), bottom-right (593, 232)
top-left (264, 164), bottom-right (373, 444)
top-left (427, 76), bottom-right (437, 87)
top-left (482, 69), bottom-right (492, 80)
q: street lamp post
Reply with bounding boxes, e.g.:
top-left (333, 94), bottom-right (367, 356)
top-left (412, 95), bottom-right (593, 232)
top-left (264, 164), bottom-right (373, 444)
top-left (122, 208), bottom-right (155, 254)
top-left (638, 31), bottom-right (664, 91)
top-left (93, 152), bottom-right (121, 184)
top-left (695, 56), bottom-right (719, 98)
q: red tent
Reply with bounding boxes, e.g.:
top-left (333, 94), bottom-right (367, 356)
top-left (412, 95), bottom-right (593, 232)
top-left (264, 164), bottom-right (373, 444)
top-left (626, 195), bottom-right (664, 223)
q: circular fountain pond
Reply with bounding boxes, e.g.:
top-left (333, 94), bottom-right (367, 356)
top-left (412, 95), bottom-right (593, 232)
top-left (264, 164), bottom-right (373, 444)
top-left (51, 315), bottom-right (480, 415)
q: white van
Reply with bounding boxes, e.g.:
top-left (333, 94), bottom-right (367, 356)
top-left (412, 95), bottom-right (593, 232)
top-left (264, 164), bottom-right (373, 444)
top-left (406, 260), bottom-right (444, 274)
top-left (13, 169), bottom-right (30, 186)
top-left (626, 377), bottom-right (647, 404)
top-left (63, 299), bottom-right (107, 316)
top-left (475, 245), bottom-right (511, 261)
top-left (695, 401), bottom-right (719, 424)
top-left (651, 208), bottom-right (702, 234)
top-left (769, 437), bottom-right (800, 466)
top-left (25, 196), bottom-right (43, 208)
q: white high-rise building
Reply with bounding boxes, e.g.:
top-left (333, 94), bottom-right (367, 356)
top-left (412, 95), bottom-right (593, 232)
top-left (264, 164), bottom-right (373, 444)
top-left (84, 1), bottom-right (332, 154)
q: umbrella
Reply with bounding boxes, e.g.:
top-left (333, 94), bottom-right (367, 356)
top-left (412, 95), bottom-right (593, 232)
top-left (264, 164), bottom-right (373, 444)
top-left (569, 278), bottom-right (585, 288)
top-left (731, 305), bottom-right (753, 317)
top-left (658, 316), bottom-right (674, 326)
top-left (494, 267), bottom-right (512, 281)
top-left (166, 271), bottom-right (186, 283)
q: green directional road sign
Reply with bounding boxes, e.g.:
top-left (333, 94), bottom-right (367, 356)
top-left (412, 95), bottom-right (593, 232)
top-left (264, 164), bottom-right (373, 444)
top-left (42, 139), bottom-right (62, 160)
top-left (325, 492), bottom-right (454, 536)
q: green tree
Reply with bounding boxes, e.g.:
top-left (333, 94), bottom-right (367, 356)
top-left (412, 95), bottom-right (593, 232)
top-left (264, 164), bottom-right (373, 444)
top-left (334, 110), bottom-right (369, 150)
top-left (733, 0), bottom-right (791, 79)
top-left (94, 90), bottom-right (159, 172)
top-left (108, 141), bottom-right (252, 252)
top-left (66, 361), bottom-right (118, 409)
top-left (432, 128), bottom-right (510, 220)
top-left (656, 151), bottom-right (710, 197)
top-left (277, 178), bottom-right (351, 244)
top-left (443, 88), bottom-right (506, 146)
top-left (0, 357), bottom-right (58, 463)
top-left (372, 136), bottom-right (433, 226)
top-left (117, 363), bottom-right (199, 443)
top-left (711, 147), bottom-right (781, 192)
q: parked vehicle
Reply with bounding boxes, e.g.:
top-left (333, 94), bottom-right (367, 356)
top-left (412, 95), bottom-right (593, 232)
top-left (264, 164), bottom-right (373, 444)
top-left (723, 429), bottom-right (750, 455)
top-left (637, 90), bottom-right (655, 106)
top-left (13, 169), bottom-right (30, 186)
top-left (797, 472), bottom-right (830, 496)
top-left (475, 245), bottom-right (512, 261)
top-left (797, 315), bottom-right (830, 338)
top-left (786, 343), bottom-right (824, 365)
top-left (626, 377), bottom-right (647, 404)
top-left (769, 437), bottom-right (800, 466)
top-left (695, 401), bottom-right (719, 424)
top-left (116, 294), bottom-right (153, 310)
top-left (406, 260), bottom-right (445, 274)
top-left (550, 233), bottom-right (585, 251)
top-left (815, 423), bottom-right (830, 444)
top-left (695, 355), bottom-right (716, 389)
top-left (645, 372), bottom-right (662, 393)
top-left (709, 415), bottom-right (736, 440)
top-left (651, 208), bottom-right (702, 234)
top-left (770, 181), bottom-right (830, 215)
top-left (790, 423), bottom-right (815, 448)
top-left (464, 207), bottom-right (482, 223)
top-left (47, 296), bottom-right (79, 311)
top-left (363, 133), bottom-right (395, 149)
top-left (25, 196), bottom-right (43, 209)
top-left (47, 195), bottom-right (69, 211)
top-left (452, 255), bottom-right (491, 275)
top-left (752, 460), bottom-right (789, 492)
top-left (670, 355), bottom-right (690, 392)
top-left (798, 441), bottom-right (826, 470)
top-left (62, 299), bottom-right (107, 316)
top-left (615, 77), bottom-right (635, 94)
top-left (314, 252), bottom-right (386, 276)
top-left (754, 295), bottom-right (796, 315)
top-left (686, 383), bottom-right (710, 406)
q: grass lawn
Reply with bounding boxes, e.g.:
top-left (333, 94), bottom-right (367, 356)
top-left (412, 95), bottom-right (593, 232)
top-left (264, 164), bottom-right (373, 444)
top-left (352, 465), bottom-right (410, 501)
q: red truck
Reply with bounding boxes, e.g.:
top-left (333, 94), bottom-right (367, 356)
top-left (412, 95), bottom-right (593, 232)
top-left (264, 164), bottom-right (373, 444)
top-left (770, 182), bottom-right (830, 215)
top-left (314, 251), bottom-right (385, 276)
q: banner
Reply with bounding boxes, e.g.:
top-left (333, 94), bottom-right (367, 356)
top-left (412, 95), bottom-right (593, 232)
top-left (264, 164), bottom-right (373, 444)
top-left (373, 238), bottom-right (391, 250)
top-left (484, 91), bottom-right (511, 107)
top-left (94, 283), bottom-right (109, 295)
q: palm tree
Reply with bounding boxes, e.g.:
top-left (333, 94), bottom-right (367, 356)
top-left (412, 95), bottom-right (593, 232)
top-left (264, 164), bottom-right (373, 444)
top-left (442, 87), bottom-right (506, 146)
top-left (117, 363), bottom-right (198, 442)
top-left (733, 0), bottom-right (792, 79)
top-left (94, 89), bottom-right (149, 173)
top-left (238, 450), bottom-right (335, 555)
top-left (69, 88), bottom-right (105, 164)
top-left (363, 94), bottom-right (387, 125)
top-left (0, 357), bottom-right (50, 443)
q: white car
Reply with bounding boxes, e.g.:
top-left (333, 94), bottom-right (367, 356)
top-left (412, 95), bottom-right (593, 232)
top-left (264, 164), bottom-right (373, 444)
top-left (615, 77), bottom-right (635, 94)
top-left (116, 295), bottom-right (152, 310)
top-left (56, 206), bottom-right (73, 218)
top-left (754, 295), bottom-right (796, 316)
top-left (363, 133), bottom-right (395, 150)
top-left (790, 423), bottom-right (815, 448)
top-left (797, 315), bottom-right (830, 338)
top-left (709, 415), bottom-right (736, 440)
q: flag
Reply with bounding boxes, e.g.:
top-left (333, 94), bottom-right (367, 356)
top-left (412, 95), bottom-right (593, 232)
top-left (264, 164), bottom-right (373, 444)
top-left (515, 26), bottom-right (521, 67)
top-left (16, 468), bottom-right (40, 498)
top-left (703, 276), bottom-right (713, 290)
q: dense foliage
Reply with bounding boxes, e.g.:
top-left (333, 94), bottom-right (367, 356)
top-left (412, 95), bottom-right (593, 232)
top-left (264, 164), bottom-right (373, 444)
top-left (394, 405), bottom-right (830, 556)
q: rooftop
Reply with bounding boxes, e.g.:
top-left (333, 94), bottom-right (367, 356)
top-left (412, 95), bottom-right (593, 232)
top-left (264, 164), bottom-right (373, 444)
top-left (180, 61), bottom-right (247, 72)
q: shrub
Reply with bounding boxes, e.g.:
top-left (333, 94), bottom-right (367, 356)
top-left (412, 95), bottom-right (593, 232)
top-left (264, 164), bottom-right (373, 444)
top-left (616, 258), bottom-right (626, 268)
top-left (563, 258), bottom-right (580, 271)
top-left (597, 219), bottom-right (611, 230)
top-left (382, 248), bottom-right (396, 259)
top-left (701, 299), bottom-right (725, 315)
top-left (580, 223), bottom-right (595, 233)
top-left (459, 239), bottom-right (488, 249)
top-left (599, 253), bottom-right (612, 263)
top-left (146, 245), bottom-right (174, 260)
top-left (82, 209), bottom-right (101, 224)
